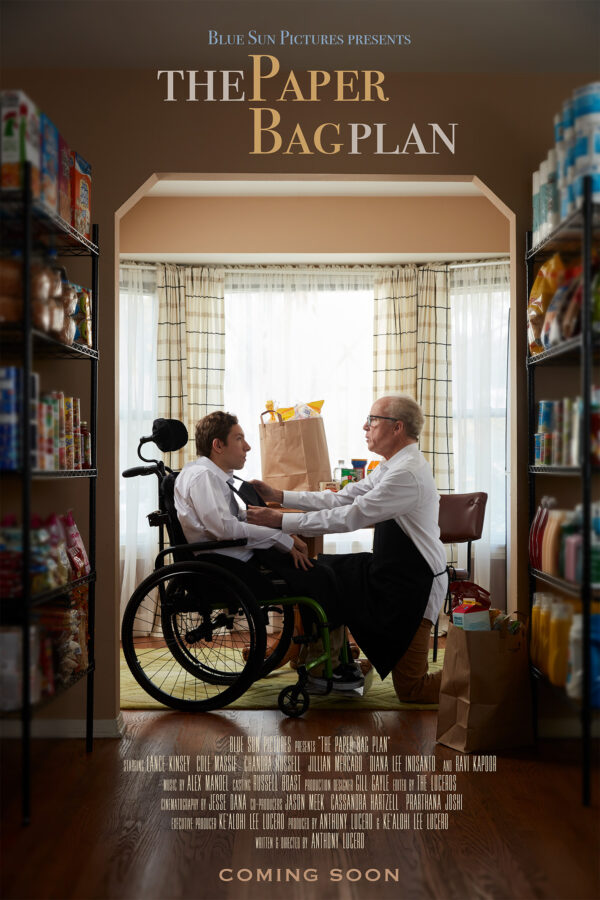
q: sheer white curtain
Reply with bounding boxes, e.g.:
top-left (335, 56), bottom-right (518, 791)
top-left (450, 260), bottom-right (510, 606)
top-left (224, 267), bottom-right (375, 553)
top-left (119, 265), bottom-right (159, 619)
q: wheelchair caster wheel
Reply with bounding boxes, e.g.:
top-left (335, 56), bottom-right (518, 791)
top-left (278, 685), bottom-right (309, 718)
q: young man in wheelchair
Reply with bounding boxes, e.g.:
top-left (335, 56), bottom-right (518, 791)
top-left (174, 410), bottom-right (365, 694)
top-left (247, 394), bottom-right (449, 705)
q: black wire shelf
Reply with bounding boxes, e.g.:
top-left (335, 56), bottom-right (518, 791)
top-left (0, 190), bottom-right (98, 257)
top-left (0, 573), bottom-right (96, 619)
top-left (530, 567), bottom-right (600, 598)
top-left (527, 334), bottom-right (600, 367)
top-left (528, 465), bottom-right (600, 475)
top-left (0, 664), bottom-right (95, 720)
top-left (526, 201), bottom-right (600, 261)
top-left (0, 326), bottom-right (98, 360)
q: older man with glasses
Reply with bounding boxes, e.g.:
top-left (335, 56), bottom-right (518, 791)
top-left (247, 394), bottom-right (448, 704)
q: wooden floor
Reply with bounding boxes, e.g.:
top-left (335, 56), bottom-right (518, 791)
top-left (1, 706), bottom-right (598, 900)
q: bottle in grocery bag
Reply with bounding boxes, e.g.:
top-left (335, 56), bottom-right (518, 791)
top-left (548, 600), bottom-right (573, 687)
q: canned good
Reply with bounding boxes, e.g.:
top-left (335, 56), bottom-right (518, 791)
top-left (535, 433), bottom-right (543, 466)
top-left (538, 400), bottom-right (554, 433)
top-left (551, 431), bottom-right (562, 466)
top-left (542, 433), bottom-right (552, 465)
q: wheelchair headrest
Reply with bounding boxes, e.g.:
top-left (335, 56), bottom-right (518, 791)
top-left (150, 418), bottom-right (188, 453)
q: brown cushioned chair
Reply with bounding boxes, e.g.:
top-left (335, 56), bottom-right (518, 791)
top-left (433, 491), bottom-right (488, 661)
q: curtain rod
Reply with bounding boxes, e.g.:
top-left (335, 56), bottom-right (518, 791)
top-left (120, 259), bottom-right (509, 273)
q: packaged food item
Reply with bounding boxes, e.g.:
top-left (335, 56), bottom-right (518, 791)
top-left (61, 509), bottom-right (91, 576)
top-left (531, 594), bottom-right (542, 666)
top-left (539, 595), bottom-right (554, 676)
top-left (47, 296), bottom-right (65, 338)
top-left (351, 458), bottom-right (367, 479)
top-left (58, 135), bottom-right (72, 222)
top-left (53, 390), bottom-right (66, 469)
top-left (294, 402), bottom-right (314, 419)
top-left (0, 256), bottom-right (22, 297)
top-left (561, 278), bottom-right (583, 339)
top-left (31, 515), bottom-right (60, 592)
top-left (73, 397), bottom-right (81, 470)
top-left (541, 273), bottom-right (580, 349)
top-left (0, 366), bottom-right (19, 471)
top-left (80, 421), bottom-right (92, 469)
top-left (275, 406), bottom-right (294, 421)
top-left (45, 513), bottom-right (70, 586)
top-left (71, 284), bottom-right (92, 347)
top-left (548, 601), bottom-right (573, 687)
top-left (64, 396), bottom-right (74, 468)
top-left (61, 275), bottom-right (78, 316)
top-left (451, 603), bottom-right (491, 631)
top-left (39, 113), bottom-right (59, 214)
top-left (71, 152), bottom-right (91, 238)
top-left (0, 626), bottom-right (41, 710)
top-left (264, 400), bottom-right (277, 422)
top-left (0, 90), bottom-right (40, 195)
top-left (566, 613), bottom-right (583, 700)
top-left (527, 253), bottom-right (565, 356)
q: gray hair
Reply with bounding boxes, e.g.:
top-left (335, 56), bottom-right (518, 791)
top-left (380, 394), bottom-right (424, 440)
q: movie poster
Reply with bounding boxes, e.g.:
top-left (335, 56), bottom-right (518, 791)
top-left (1, 2), bottom-right (599, 899)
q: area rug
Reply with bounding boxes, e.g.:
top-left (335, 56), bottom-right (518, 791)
top-left (120, 648), bottom-right (443, 711)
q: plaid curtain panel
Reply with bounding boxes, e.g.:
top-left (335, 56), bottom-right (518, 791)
top-left (157, 264), bottom-right (225, 469)
top-left (373, 264), bottom-right (454, 499)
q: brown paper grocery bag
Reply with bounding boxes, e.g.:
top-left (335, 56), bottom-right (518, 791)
top-left (259, 413), bottom-right (332, 491)
top-left (436, 623), bottom-right (534, 752)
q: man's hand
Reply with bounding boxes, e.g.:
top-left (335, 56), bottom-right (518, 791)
top-left (247, 505), bottom-right (283, 528)
top-left (289, 544), bottom-right (313, 571)
top-left (292, 534), bottom-right (309, 556)
top-left (250, 479), bottom-right (283, 505)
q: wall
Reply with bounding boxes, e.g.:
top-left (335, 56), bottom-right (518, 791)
top-left (3, 64), bottom-right (595, 730)
top-left (120, 195), bottom-right (509, 255)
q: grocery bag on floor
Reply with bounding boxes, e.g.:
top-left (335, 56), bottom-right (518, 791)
top-left (436, 622), bottom-right (534, 752)
top-left (259, 413), bottom-right (331, 491)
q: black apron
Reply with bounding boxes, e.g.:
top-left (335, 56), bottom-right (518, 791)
top-left (316, 519), bottom-right (434, 679)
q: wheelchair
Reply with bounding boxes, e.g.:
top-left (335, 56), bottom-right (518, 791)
top-left (121, 418), bottom-right (349, 718)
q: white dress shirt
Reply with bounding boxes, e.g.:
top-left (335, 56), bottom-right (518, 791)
top-left (174, 456), bottom-right (294, 562)
top-left (281, 443), bottom-right (447, 623)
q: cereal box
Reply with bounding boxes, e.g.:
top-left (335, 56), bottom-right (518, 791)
top-left (71, 152), bottom-right (91, 238)
top-left (58, 134), bottom-right (72, 221)
top-left (0, 90), bottom-right (40, 195)
top-left (39, 113), bottom-right (59, 214)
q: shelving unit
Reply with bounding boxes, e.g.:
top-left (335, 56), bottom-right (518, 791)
top-left (526, 175), bottom-right (599, 806)
top-left (0, 162), bottom-right (99, 824)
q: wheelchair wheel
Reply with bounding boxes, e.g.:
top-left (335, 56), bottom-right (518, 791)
top-left (278, 684), bottom-right (310, 718)
top-left (258, 602), bottom-right (294, 677)
top-left (121, 561), bottom-right (266, 711)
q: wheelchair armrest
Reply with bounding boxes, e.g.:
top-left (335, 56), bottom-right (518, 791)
top-left (155, 538), bottom-right (248, 567)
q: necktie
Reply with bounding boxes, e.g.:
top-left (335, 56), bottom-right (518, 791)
top-left (227, 480), bottom-right (240, 518)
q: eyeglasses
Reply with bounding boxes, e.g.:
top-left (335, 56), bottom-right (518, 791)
top-left (365, 415), bottom-right (399, 427)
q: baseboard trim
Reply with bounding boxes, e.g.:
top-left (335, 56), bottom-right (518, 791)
top-left (0, 714), bottom-right (125, 739)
